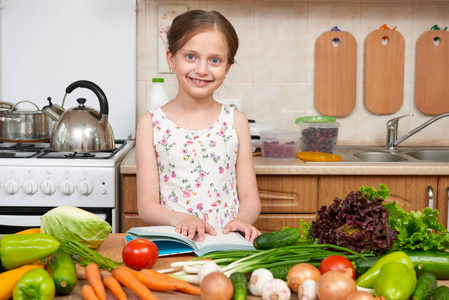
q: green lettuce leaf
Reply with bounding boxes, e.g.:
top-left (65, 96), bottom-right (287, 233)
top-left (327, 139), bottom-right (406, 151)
top-left (359, 183), bottom-right (390, 200)
top-left (384, 201), bottom-right (449, 252)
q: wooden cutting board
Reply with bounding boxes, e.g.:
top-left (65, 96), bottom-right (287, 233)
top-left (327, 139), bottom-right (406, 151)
top-left (415, 30), bottom-right (449, 115)
top-left (315, 31), bottom-right (357, 116)
top-left (364, 29), bottom-right (405, 114)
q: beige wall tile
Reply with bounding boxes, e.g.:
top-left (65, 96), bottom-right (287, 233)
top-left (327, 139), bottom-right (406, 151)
top-left (254, 2), bottom-right (307, 82)
top-left (134, 0), bottom-right (449, 145)
top-left (253, 83), bottom-right (307, 131)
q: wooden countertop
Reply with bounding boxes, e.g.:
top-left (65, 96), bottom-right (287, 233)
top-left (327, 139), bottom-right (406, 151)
top-left (120, 148), bottom-right (449, 176)
top-left (59, 233), bottom-right (449, 299)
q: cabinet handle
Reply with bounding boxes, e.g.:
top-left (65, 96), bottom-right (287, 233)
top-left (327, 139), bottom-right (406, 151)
top-left (447, 188), bottom-right (449, 232)
top-left (427, 185), bottom-right (434, 210)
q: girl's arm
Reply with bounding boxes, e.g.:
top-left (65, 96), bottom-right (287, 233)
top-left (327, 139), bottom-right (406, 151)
top-left (222, 109), bottom-right (262, 242)
top-left (136, 112), bottom-right (216, 241)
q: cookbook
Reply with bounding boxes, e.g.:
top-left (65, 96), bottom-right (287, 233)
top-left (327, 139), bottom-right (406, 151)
top-left (126, 226), bottom-right (255, 257)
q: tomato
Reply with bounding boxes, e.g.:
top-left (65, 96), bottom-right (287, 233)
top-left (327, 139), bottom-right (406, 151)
top-left (122, 239), bottom-right (159, 270)
top-left (319, 255), bottom-right (356, 279)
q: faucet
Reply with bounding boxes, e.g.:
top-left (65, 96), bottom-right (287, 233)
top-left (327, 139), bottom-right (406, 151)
top-left (386, 112), bottom-right (449, 150)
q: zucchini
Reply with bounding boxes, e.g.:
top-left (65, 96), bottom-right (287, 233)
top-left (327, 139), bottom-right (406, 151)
top-left (46, 251), bottom-right (77, 295)
top-left (432, 286), bottom-right (449, 300)
top-left (229, 272), bottom-right (247, 300)
top-left (355, 250), bottom-right (449, 279)
top-left (411, 272), bottom-right (437, 300)
top-left (253, 227), bottom-right (302, 250)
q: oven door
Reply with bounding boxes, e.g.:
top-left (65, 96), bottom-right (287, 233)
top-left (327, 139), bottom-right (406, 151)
top-left (0, 207), bottom-right (114, 234)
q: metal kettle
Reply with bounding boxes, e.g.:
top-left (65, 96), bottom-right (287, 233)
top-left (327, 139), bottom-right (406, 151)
top-left (43, 80), bottom-right (115, 152)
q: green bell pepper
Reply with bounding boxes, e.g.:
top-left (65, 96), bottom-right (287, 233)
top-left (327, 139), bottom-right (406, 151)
top-left (13, 268), bottom-right (55, 300)
top-left (0, 233), bottom-right (60, 269)
top-left (356, 251), bottom-right (415, 288)
top-left (374, 262), bottom-right (417, 300)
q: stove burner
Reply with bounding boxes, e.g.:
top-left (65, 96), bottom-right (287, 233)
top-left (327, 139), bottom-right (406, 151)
top-left (0, 152), bottom-right (16, 158)
top-left (64, 152), bottom-right (96, 158)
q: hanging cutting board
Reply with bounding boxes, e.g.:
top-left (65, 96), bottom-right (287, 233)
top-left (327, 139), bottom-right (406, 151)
top-left (314, 31), bottom-right (357, 116)
top-left (415, 30), bottom-right (449, 115)
top-left (364, 29), bottom-right (405, 114)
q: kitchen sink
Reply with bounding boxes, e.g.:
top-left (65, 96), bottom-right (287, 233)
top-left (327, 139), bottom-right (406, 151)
top-left (352, 151), bottom-right (409, 162)
top-left (404, 150), bottom-right (449, 162)
top-left (303, 145), bottom-right (449, 163)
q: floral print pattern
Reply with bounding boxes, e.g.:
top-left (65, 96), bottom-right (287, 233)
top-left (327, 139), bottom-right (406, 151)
top-left (150, 105), bottom-right (239, 228)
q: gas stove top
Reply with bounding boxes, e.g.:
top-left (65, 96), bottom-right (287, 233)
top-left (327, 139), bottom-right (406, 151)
top-left (0, 140), bottom-right (127, 159)
top-left (0, 140), bottom-right (134, 167)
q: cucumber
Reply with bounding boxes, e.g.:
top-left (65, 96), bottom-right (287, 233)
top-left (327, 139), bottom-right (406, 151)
top-left (411, 272), bottom-right (437, 300)
top-left (355, 250), bottom-right (449, 279)
top-left (229, 272), bottom-right (247, 300)
top-left (46, 251), bottom-right (77, 295)
top-left (432, 286), bottom-right (449, 300)
top-left (253, 227), bottom-right (302, 250)
top-left (403, 250), bottom-right (449, 280)
top-left (354, 255), bottom-right (382, 277)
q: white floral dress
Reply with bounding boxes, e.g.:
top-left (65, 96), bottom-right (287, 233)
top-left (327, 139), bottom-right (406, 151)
top-left (150, 105), bottom-right (239, 228)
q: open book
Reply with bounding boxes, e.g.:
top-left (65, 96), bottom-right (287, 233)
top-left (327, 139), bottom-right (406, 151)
top-left (126, 226), bottom-right (255, 257)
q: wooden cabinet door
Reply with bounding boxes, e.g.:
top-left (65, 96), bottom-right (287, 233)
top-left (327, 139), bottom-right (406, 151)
top-left (254, 214), bottom-right (315, 233)
top-left (256, 175), bottom-right (318, 213)
top-left (318, 175), bottom-right (437, 214)
top-left (437, 176), bottom-right (449, 231)
top-left (122, 174), bottom-right (137, 214)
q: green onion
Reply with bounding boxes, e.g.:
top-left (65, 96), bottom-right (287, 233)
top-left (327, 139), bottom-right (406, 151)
top-left (59, 238), bottom-right (121, 272)
top-left (182, 244), bottom-right (374, 277)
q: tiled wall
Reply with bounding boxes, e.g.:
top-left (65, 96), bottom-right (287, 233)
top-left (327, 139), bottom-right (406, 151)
top-left (137, 0), bottom-right (449, 146)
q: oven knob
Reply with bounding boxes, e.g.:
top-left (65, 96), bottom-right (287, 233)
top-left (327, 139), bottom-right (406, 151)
top-left (23, 179), bottom-right (38, 195)
top-left (41, 179), bottom-right (56, 195)
top-left (4, 179), bottom-right (19, 195)
top-left (77, 180), bottom-right (93, 195)
top-left (59, 180), bottom-right (75, 195)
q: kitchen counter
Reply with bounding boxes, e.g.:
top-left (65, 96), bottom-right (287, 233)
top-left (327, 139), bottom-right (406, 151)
top-left (60, 234), bottom-right (449, 299)
top-left (120, 148), bottom-right (449, 175)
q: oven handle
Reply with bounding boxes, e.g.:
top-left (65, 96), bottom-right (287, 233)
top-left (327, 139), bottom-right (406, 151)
top-left (0, 213), bottom-right (107, 227)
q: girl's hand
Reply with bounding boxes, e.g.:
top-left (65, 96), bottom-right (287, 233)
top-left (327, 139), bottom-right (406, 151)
top-left (175, 215), bottom-right (217, 242)
top-left (222, 219), bottom-right (261, 243)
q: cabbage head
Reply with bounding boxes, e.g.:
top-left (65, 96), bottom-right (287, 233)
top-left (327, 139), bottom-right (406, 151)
top-left (41, 205), bottom-right (112, 248)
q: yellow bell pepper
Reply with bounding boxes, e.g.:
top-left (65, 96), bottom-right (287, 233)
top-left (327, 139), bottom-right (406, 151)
top-left (0, 263), bottom-right (45, 300)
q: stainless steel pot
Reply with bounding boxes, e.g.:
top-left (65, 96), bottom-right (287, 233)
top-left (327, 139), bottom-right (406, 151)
top-left (0, 100), bottom-right (51, 142)
top-left (43, 80), bottom-right (115, 152)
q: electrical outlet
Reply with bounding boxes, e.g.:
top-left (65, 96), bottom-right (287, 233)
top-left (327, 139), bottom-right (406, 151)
top-left (217, 98), bottom-right (243, 111)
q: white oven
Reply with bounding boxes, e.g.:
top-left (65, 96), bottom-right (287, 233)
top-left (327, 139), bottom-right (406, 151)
top-left (0, 140), bottom-right (135, 234)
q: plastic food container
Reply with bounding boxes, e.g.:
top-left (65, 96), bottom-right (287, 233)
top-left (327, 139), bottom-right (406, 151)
top-left (260, 130), bottom-right (301, 158)
top-left (249, 120), bottom-right (277, 152)
top-left (295, 116), bottom-right (340, 154)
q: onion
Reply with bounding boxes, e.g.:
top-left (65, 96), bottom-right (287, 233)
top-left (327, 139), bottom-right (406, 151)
top-left (347, 291), bottom-right (386, 300)
top-left (316, 268), bottom-right (357, 300)
top-left (287, 263), bottom-right (321, 293)
top-left (200, 271), bottom-right (233, 300)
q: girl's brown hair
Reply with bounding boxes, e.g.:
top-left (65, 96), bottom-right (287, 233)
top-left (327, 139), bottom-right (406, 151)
top-left (167, 10), bottom-right (239, 65)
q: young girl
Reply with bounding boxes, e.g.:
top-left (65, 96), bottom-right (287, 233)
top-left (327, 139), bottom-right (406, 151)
top-left (136, 10), bottom-right (261, 242)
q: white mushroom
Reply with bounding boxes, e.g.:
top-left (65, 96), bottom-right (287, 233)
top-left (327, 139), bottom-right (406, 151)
top-left (249, 268), bottom-right (274, 296)
top-left (261, 278), bottom-right (291, 300)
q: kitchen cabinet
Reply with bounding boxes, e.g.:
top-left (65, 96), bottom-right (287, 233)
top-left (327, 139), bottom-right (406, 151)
top-left (121, 173), bottom-right (448, 233)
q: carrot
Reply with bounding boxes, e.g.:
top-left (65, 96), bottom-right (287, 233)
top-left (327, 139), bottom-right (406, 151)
top-left (82, 285), bottom-right (99, 300)
top-left (128, 268), bottom-right (177, 291)
top-left (85, 263), bottom-right (107, 300)
top-left (103, 275), bottom-right (127, 300)
top-left (112, 266), bottom-right (159, 300)
top-left (140, 269), bottom-right (200, 295)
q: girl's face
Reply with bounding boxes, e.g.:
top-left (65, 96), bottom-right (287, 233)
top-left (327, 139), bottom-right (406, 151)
top-left (167, 30), bottom-right (231, 100)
